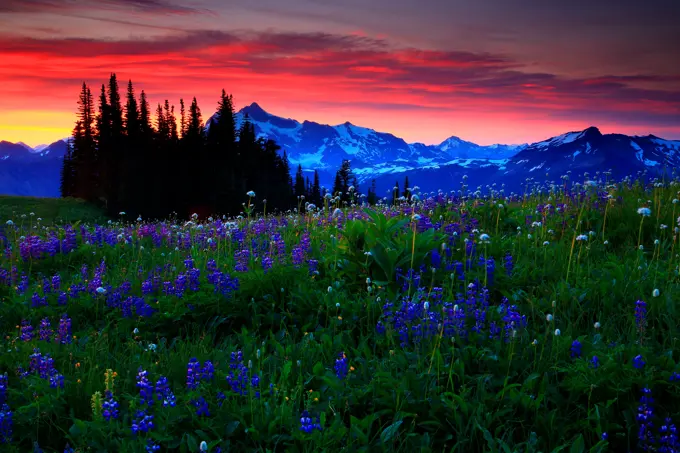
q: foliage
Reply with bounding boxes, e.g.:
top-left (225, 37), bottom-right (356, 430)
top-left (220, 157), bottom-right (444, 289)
top-left (0, 177), bottom-right (679, 452)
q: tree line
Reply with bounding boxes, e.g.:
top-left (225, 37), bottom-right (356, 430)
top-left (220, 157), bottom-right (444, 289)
top-left (60, 74), bottom-right (339, 219)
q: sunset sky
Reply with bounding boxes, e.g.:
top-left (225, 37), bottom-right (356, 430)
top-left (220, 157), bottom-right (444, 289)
top-left (0, 0), bottom-right (679, 147)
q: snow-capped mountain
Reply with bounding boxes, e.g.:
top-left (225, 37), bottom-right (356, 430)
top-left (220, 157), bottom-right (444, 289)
top-left (206, 103), bottom-right (523, 171)
top-left (2, 103), bottom-right (679, 198)
top-left (0, 139), bottom-right (68, 197)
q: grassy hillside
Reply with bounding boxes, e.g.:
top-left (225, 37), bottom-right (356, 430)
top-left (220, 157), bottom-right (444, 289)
top-left (0, 181), bottom-right (679, 452)
top-left (0, 195), bottom-right (107, 224)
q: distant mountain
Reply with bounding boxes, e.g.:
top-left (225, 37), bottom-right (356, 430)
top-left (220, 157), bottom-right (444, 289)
top-left (2, 104), bottom-right (679, 198)
top-left (0, 139), bottom-right (68, 197)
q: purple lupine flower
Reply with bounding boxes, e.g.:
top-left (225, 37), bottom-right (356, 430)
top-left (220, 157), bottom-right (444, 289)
top-left (307, 259), bottom-right (319, 275)
top-left (145, 440), bottom-right (161, 453)
top-left (131, 409), bottom-right (154, 435)
top-left (334, 352), bottom-right (349, 380)
top-left (38, 318), bottom-right (53, 342)
top-left (187, 358), bottom-right (201, 390)
top-left (155, 377), bottom-right (176, 407)
top-left (202, 361), bottom-right (215, 381)
top-left (102, 390), bottom-right (119, 421)
top-left (637, 388), bottom-right (655, 451)
top-left (20, 320), bottom-right (34, 342)
top-left (635, 300), bottom-right (648, 334)
top-left (56, 314), bottom-right (72, 344)
top-left (299, 410), bottom-right (322, 433)
top-left (0, 404), bottom-right (12, 444)
top-left (670, 372), bottom-right (680, 382)
top-left (633, 355), bottom-right (646, 369)
top-left (261, 256), bottom-right (273, 272)
top-left (0, 375), bottom-right (7, 405)
top-left (192, 396), bottom-right (210, 417)
top-left (136, 368), bottom-right (154, 406)
top-left (570, 340), bottom-right (582, 358)
top-left (659, 417), bottom-right (678, 452)
top-left (590, 356), bottom-right (600, 368)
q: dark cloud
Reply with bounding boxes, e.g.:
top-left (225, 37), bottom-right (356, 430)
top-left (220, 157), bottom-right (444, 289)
top-left (0, 0), bottom-right (204, 14)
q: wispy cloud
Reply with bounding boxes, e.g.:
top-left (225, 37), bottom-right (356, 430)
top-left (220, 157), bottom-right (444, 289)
top-left (0, 28), bottom-right (678, 144)
top-left (0, 0), bottom-right (205, 15)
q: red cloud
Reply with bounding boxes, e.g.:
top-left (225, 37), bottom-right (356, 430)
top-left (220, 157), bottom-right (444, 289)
top-left (0, 29), bottom-right (678, 140)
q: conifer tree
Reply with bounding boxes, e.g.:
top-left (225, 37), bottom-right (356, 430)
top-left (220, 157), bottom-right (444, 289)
top-left (312, 170), bottom-right (321, 205)
top-left (294, 164), bottom-right (305, 198)
top-left (207, 90), bottom-right (237, 212)
top-left (403, 175), bottom-right (410, 198)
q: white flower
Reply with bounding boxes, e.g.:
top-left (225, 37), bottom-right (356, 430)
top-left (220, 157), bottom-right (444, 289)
top-left (637, 207), bottom-right (651, 216)
top-left (543, 241), bottom-right (550, 246)
top-left (96, 287), bottom-right (106, 295)
top-left (423, 301), bottom-right (429, 311)
top-left (532, 339), bottom-right (538, 346)
top-left (5, 220), bottom-right (13, 226)
top-left (412, 214), bottom-right (422, 221)
top-left (327, 286), bottom-right (332, 293)
top-left (133, 328), bottom-right (139, 335)
top-left (576, 234), bottom-right (588, 241)
top-left (479, 233), bottom-right (491, 243)
top-left (332, 208), bottom-right (343, 219)
top-left (653, 288), bottom-right (660, 297)
top-left (546, 314), bottom-right (553, 322)
top-left (604, 240), bottom-right (609, 245)
top-left (594, 321), bottom-right (601, 329)
top-left (200, 441), bottom-right (208, 452)
top-left (554, 329), bottom-right (561, 336)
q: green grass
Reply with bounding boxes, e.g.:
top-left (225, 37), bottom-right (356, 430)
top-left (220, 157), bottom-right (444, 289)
top-left (0, 180), bottom-right (679, 453)
top-left (0, 195), bottom-right (107, 225)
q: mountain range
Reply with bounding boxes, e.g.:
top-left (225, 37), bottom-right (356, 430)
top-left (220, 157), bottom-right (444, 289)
top-left (2, 102), bottom-right (679, 198)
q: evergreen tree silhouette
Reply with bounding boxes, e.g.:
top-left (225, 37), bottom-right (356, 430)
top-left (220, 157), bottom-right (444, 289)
top-left (95, 84), bottom-right (111, 207)
top-left (206, 90), bottom-right (237, 212)
top-left (107, 74), bottom-right (124, 211)
top-left (294, 164), bottom-right (305, 198)
top-left (312, 170), bottom-right (321, 206)
top-left (71, 83), bottom-right (96, 200)
top-left (60, 136), bottom-right (76, 197)
top-left (183, 97), bottom-right (204, 215)
top-left (62, 79), bottom-right (347, 219)
top-left (403, 175), bottom-right (410, 198)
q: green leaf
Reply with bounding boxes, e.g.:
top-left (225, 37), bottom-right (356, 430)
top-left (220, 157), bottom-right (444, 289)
top-left (380, 420), bottom-right (403, 444)
top-left (225, 420), bottom-right (240, 436)
top-left (569, 434), bottom-right (585, 453)
top-left (186, 434), bottom-right (199, 452)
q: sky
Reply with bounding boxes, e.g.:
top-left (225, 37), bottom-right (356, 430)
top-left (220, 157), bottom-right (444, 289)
top-left (0, 0), bottom-right (679, 147)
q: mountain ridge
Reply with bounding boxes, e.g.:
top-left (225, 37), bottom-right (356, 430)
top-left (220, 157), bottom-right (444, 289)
top-left (2, 104), bottom-right (680, 197)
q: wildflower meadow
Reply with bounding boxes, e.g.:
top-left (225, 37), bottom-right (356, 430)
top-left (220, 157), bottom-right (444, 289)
top-left (1, 175), bottom-right (680, 452)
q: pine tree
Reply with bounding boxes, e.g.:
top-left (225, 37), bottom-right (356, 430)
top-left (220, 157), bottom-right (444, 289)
top-left (179, 98), bottom-right (186, 138)
top-left (367, 179), bottom-right (378, 205)
top-left (403, 175), bottom-right (410, 198)
top-left (182, 97), bottom-right (205, 214)
top-left (393, 181), bottom-right (400, 205)
top-left (120, 80), bottom-right (140, 212)
top-left (60, 135), bottom-right (76, 197)
top-left (70, 82), bottom-right (96, 200)
top-left (312, 170), bottom-right (321, 205)
top-left (206, 90), bottom-right (238, 213)
top-left (294, 164), bottom-right (305, 198)
top-left (94, 84), bottom-right (111, 205)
